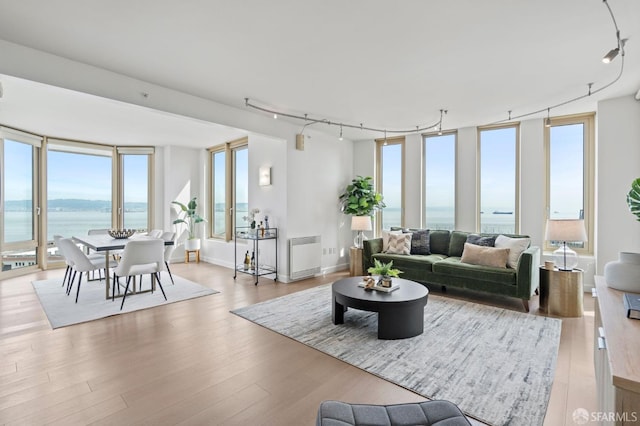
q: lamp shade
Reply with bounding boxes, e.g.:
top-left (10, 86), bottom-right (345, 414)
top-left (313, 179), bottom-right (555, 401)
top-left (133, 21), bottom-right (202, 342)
top-left (545, 219), bottom-right (587, 242)
top-left (351, 216), bottom-right (372, 231)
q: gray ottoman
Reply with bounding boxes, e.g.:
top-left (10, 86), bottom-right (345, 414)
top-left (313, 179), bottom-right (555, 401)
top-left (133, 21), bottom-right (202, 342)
top-left (316, 400), bottom-right (471, 426)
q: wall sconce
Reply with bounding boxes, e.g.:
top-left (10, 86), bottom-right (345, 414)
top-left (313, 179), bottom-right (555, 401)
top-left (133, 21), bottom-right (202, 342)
top-left (259, 166), bottom-right (272, 186)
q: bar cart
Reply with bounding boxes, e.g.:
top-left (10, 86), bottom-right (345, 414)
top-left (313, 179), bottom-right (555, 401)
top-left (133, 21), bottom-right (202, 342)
top-left (233, 226), bottom-right (278, 285)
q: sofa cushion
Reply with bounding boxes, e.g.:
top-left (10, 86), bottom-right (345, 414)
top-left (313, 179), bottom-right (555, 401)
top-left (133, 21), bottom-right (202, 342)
top-left (386, 233), bottom-right (412, 254)
top-left (466, 234), bottom-right (496, 247)
top-left (429, 230), bottom-right (451, 255)
top-left (495, 235), bottom-right (531, 268)
top-left (448, 231), bottom-right (471, 257)
top-left (382, 230), bottom-right (403, 252)
top-left (405, 229), bottom-right (430, 255)
top-left (432, 256), bottom-right (517, 285)
top-left (373, 253), bottom-right (447, 272)
top-left (460, 243), bottom-right (509, 268)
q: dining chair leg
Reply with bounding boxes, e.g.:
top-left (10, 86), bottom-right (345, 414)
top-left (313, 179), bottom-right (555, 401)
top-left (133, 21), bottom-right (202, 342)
top-left (75, 273), bottom-right (83, 303)
top-left (154, 272), bottom-right (167, 301)
top-left (165, 262), bottom-right (175, 285)
top-left (120, 276), bottom-right (133, 310)
top-left (67, 270), bottom-right (77, 295)
top-left (62, 265), bottom-right (70, 287)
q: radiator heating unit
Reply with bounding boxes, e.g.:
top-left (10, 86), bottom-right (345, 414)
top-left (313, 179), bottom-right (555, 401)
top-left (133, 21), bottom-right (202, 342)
top-left (289, 236), bottom-right (322, 281)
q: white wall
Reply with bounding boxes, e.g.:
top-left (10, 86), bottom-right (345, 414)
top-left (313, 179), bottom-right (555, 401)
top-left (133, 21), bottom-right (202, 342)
top-left (596, 95), bottom-right (640, 274)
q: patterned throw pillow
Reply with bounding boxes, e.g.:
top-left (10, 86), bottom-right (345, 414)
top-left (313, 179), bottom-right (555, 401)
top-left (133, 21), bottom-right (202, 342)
top-left (406, 229), bottom-right (430, 255)
top-left (466, 234), bottom-right (496, 247)
top-left (386, 233), bottom-right (412, 255)
top-left (382, 230), bottom-right (403, 252)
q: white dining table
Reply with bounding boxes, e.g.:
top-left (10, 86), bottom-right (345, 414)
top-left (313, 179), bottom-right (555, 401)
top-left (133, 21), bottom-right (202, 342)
top-left (73, 234), bottom-right (174, 300)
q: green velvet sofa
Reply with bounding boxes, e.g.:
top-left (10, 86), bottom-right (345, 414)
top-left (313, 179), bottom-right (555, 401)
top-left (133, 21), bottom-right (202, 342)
top-left (362, 230), bottom-right (540, 312)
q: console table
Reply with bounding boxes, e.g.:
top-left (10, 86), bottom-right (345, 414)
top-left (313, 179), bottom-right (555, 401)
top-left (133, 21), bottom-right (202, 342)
top-left (593, 276), bottom-right (640, 424)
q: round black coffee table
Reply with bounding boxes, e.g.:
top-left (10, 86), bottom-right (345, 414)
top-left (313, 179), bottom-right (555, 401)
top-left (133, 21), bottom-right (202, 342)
top-left (332, 277), bottom-right (429, 340)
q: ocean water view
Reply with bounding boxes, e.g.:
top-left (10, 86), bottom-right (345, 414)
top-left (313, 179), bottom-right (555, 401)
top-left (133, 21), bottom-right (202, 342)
top-left (4, 210), bottom-right (149, 242)
top-left (382, 208), bottom-right (517, 234)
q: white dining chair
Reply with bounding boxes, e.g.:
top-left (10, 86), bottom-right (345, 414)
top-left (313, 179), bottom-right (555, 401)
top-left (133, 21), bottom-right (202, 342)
top-left (53, 235), bottom-right (74, 289)
top-left (57, 237), bottom-right (108, 303)
top-left (146, 229), bottom-right (163, 238)
top-left (113, 239), bottom-right (167, 310)
top-left (161, 231), bottom-right (176, 285)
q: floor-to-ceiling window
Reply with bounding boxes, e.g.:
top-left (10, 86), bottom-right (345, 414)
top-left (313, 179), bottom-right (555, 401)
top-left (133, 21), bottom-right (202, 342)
top-left (47, 141), bottom-right (113, 245)
top-left (0, 128), bottom-right (41, 273)
top-left (545, 113), bottom-right (594, 253)
top-left (118, 147), bottom-right (153, 231)
top-left (209, 137), bottom-right (248, 241)
top-left (375, 137), bottom-right (405, 234)
top-left (424, 132), bottom-right (456, 230)
top-left (478, 124), bottom-right (519, 234)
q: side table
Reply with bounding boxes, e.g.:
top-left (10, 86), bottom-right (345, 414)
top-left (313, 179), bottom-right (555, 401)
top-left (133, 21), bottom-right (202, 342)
top-left (349, 247), bottom-right (363, 276)
top-left (539, 266), bottom-right (583, 317)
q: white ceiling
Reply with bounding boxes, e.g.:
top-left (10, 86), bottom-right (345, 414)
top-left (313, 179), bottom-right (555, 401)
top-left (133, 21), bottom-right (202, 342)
top-left (0, 0), bottom-right (638, 145)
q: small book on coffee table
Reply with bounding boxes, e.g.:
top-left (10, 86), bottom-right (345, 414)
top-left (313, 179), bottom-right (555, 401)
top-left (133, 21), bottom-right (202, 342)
top-left (358, 281), bottom-right (400, 293)
top-left (623, 292), bottom-right (640, 320)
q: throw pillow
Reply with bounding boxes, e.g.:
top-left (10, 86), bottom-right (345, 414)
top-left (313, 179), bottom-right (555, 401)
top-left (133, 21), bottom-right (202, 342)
top-left (386, 233), bottom-right (412, 255)
top-left (495, 235), bottom-right (531, 269)
top-left (466, 234), bottom-right (496, 247)
top-left (382, 230), bottom-right (403, 252)
top-left (460, 243), bottom-right (510, 268)
top-left (405, 229), bottom-right (430, 255)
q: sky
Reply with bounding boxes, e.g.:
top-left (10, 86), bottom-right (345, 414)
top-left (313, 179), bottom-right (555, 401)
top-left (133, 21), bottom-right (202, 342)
top-left (4, 140), bottom-right (150, 202)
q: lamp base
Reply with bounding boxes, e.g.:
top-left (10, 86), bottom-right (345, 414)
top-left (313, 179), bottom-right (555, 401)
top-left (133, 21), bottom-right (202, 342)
top-left (354, 231), bottom-right (368, 249)
top-left (553, 244), bottom-right (578, 271)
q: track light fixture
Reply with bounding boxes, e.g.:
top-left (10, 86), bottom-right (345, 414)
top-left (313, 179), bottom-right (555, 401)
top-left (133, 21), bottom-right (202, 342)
top-left (495, 0), bottom-right (627, 126)
top-left (437, 109), bottom-right (447, 135)
top-left (244, 98), bottom-right (447, 139)
top-left (545, 108), bottom-right (551, 127)
top-left (245, 0), bottom-right (628, 137)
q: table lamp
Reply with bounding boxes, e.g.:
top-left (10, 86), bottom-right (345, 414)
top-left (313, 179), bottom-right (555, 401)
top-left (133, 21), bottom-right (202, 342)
top-left (544, 219), bottom-right (587, 271)
top-left (351, 216), bottom-right (372, 249)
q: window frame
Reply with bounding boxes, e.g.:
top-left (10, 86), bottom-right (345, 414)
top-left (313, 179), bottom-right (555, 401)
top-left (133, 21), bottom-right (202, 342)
top-left (208, 137), bottom-right (248, 241)
top-left (375, 136), bottom-right (405, 236)
top-left (543, 112), bottom-right (595, 254)
top-left (422, 130), bottom-right (457, 230)
top-left (476, 123), bottom-right (521, 234)
top-left (116, 146), bottom-right (155, 231)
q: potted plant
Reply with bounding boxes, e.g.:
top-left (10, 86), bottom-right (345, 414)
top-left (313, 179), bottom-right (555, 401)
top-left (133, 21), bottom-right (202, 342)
top-left (339, 176), bottom-right (385, 216)
top-left (172, 197), bottom-right (206, 250)
top-left (367, 259), bottom-right (402, 287)
top-left (603, 178), bottom-right (640, 292)
top-left (339, 176), bottom-right (385, 248)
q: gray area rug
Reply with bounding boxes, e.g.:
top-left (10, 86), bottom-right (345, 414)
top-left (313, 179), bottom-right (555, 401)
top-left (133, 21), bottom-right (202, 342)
top-left (33, 272), bottom-right (219, 329)
top-left (232, 284), bottom-right (561, 426)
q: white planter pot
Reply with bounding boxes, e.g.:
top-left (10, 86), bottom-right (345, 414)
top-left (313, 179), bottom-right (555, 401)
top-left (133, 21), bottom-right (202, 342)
top-left (604, 252), bottom-right (640, 292)
top-left (184, 238), bottom-right (201, 251)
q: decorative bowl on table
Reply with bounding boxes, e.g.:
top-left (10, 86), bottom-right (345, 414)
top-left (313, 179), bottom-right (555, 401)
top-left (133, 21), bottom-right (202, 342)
top-left (108, 229), bottom-right (136, 239)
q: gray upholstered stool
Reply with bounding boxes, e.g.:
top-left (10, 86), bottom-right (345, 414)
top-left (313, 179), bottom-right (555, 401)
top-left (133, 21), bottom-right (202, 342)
top-left (316, 400), bottom-right (471, 426)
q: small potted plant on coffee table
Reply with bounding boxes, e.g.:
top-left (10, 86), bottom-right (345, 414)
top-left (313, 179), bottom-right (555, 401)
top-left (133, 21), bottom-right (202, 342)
top-left (367, 259), bottom-right (402, 287)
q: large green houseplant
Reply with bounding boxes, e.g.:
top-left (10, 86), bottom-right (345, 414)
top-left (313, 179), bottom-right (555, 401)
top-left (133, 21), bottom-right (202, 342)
top-left (172, 197), bottom-right (206, 250)
top-left (339, 176), bottom-right (385, 216)
top-left (627, 177), bottom-right (640, 221)
top-left (339, 176), bottom-right (385, 248)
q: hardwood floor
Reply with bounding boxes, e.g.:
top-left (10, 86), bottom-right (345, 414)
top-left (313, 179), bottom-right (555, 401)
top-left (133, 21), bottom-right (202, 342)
top-left (0, 263), bottom-right (596, 425)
